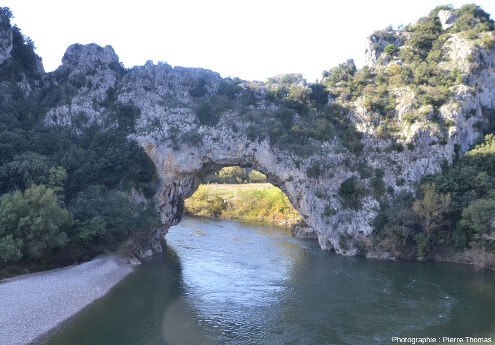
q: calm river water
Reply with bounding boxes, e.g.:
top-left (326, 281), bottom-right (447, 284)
top-left (37, 217), bottom-right (495, 345)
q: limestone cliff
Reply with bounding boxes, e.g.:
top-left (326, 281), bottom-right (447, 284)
top-left (2, 6), bottom-right (494, 257)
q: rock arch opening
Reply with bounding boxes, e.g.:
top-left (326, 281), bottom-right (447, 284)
top-left (182, 166), bottom-right (305, 228)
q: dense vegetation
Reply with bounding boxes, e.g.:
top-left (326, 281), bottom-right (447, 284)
top-left (0, 9), bottom-right (160, 274)
top-left (184, 183), bottom-right (302, 226)
top-left (372, 133), bottom-right (495, 261)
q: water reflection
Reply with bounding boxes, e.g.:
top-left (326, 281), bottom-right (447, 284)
top-left (37, 217), bottom-right (495, 345)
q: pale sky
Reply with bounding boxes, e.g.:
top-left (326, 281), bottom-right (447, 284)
top-left (2, 1), bottom-right (495, 81)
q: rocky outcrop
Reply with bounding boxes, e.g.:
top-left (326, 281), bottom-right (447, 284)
top-left (3, 7), bottom-right (494, 257)
top-left (364, 29), bottom-right (410, 67)
top-left (39, 33), bottom-right (494, 256)
top-left (291, 223), bottom-right (318, 239)
top-left (0, 15), bottom-right (12, 65)
top-left (438, 10), bottom-right (458, 30)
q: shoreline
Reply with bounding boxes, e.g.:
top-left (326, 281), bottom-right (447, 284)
top-left (0, 255), bottom-right (134, 345)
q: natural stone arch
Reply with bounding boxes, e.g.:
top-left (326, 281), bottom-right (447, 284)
top-left (42, 41), bottom-right (494, 258)
top-left (140, 137), bottom-right (335, 255)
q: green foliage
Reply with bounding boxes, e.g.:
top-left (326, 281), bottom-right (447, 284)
top-left (0, 22), bottom-right (41, 81)
top-left (452, 4), bottom-right (494, 34)
top-left (189, 78), bottom-right (208, 98)
top-left (217, 78), bottom-right (242, 99)
top-left (409, 14), bottom-right (443, 58)
top-left (323, 205), bottom-right (336, 217)
top-left (463, 133), bottom-right (495, 175)
top-left (370, 169), bottom-right (386, 197)
top-left (322, 61), bottom-right (356, 85)
top-left (421, 86), bottom-right (450, 107)
top-left (248, 170), bottom-right (267, 183)
top-left (0, 235), bottom-right (23, 264)
top-left (338, 233), bottom-right (351, 251)
top-left (0, 185), bottom-right (71, 263)
top-left (372, 192), bottom-right (418, 253)
top-left (480, 107), bottom-right (495, 134)
top-left (184, 184), bottom-right (302, 225)
top-left (375, 132), bottom-right (495, 256)
top-left (339, 177), bottom-right (366, 210)
top-left (182, 129), bottom-right (202, 146)
top-left (197, 101), bottom-right (219, 126)
top-left (384, 44), bottom-right (398, 56)
top-left (69, 185), bottom-right (160, 246)
top-left (241, 73), bottom-right (362, 157)
top-left (412, 183), bottom-right (451, 257)
top-left (112, 103), bottom-right (141, 132)
top-left (0, 152), bottom-right (50, 192)
top-left (306, 162), bottom-right (322, 178)
top-left (460, 197), bottom-right (495, 237)
top-left (0, 7), bottom-right (13, 28)
top-left (0, 36), bottom-right (159, 269)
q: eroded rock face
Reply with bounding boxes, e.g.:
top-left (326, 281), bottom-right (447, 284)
top-left (0, 5), bottom-right (479, 257)
top-left (38, 32), bottom-right (495, 257)
top-left (438, 10), bottom-right (458, 30)
top-left (0, 16), bottom-right (12, 65)
top-left (364, 30), bottom-right (410, 67)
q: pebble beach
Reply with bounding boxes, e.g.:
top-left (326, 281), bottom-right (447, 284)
top-left (0, 256), bottom-right (134, 345)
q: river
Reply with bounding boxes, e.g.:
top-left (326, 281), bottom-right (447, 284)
top-left (36, 216), bottom-right (495, 345)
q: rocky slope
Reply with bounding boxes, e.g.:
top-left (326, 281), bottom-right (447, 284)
top-left (2, 6), bottom-right (494, 258)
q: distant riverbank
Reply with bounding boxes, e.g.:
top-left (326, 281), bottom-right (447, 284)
top-left (0, 255), bottom-right (134, 345)
top-left (184, 183), bottom-right (303, 227)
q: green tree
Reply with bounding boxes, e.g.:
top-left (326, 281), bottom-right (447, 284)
top-left (0, 152), bottom-right (50, 193)
top-left (412, 183), bottom-right (451, 256)
top-left (460, 198), bottom-right (495, 238)
top-left (339, 177), bottom-right (366, 209)
top-left (0, 185), bottom-right (71, 262)
top-left (0, 235), bottom-right (23, 263)
top-left (48, 166), bottom-right (67, 195)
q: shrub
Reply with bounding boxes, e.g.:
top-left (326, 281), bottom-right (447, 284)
top-left (113, 103), bottom-right (140, 132)
top-left (306, 162), bottom-right (322, 178)
top-left (460, 198), bottom-right (495, 237)
top-left (197, 102), bottom-right (219, 126)
top-left (182, 129), bottom-right (202, 146)
top-left (189, 78), bottom-right (208, 98)
top-left (323, 205), bottom-right (336, 217)
top-left (339, 177), bottom-right (366, 210)
top-left (371, 169), bottom-right (386, 196)
top-left (0, 185), bottom-right (71, 263)
top-left (384, 44), bottom-right (398, 56)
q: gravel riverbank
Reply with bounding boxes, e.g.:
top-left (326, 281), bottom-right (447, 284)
top-left (0, 256), bottom-right (134, 345)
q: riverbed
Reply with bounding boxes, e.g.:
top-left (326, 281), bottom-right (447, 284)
top-left (36, 217), bottom-right (495, 344)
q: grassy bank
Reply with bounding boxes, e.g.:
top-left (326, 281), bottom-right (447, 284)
top-left (184, 183), bottom-right (302, 226)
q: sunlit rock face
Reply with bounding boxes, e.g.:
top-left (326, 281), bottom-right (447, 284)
top-left (5, 8), bottom-right (491, 256)
top-left (438, 10), bottom-right (458, 30)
